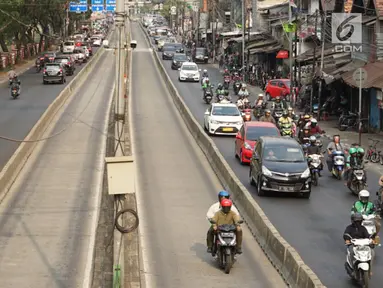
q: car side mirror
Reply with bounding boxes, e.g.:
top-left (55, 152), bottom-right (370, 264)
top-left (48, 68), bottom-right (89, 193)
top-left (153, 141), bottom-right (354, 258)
top-left (178, 68), bottom-right (181, 71)
top-left (199, 69), bottom-right (201, 72)
top-left (209, 219), bottom-right (216, 224)
top-left (237, 220), bottom-right (244, 224)
top-left (377, 191), bottom-right (379, 196)
top-left (252, 153), bottom-right (259, 160)
top-left (241, 112), bottom-right (245, 117)
top-left (204, 111), bottom-right (210, 116)
top-left (235, 133), bottom-right (242, 140)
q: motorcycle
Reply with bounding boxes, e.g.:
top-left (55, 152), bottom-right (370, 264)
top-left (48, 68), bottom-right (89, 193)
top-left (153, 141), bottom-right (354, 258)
top-left (344, 235), bottom-right (374, 288)
top-left (203, 85), bottom-right (214, 104)
top-left (210, 219), bottom-right (244, 274)
top-left (233, 81), bottom-right (241, 95)
top-left (10, 84), bottom-right (20, 99)
top-left (362, 214), bottom-right (377, 238)
top-left (349, 165), bottom-right (367, 196)
top-left (308, 154), bottom-right (322, 186)
top-left (331, 150), bottom-right (345, 180)
top-left (280, 122), bottom-right (293, 137)
top-left (312, 103), bottom-right (319, 118)
top-left (242, 109), bottom-right (252, 122)
top-left (339, 111), bottom-right (367, 132)
top-left (273, 109), bottom-right (283, 123)
top-left (223, 76), bottom-right (231, 90)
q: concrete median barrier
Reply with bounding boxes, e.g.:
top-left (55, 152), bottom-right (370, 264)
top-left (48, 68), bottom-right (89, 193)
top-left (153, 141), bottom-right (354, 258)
top-left (140, 23), bottom-right (325, 288)
top-left (0, 46), bottom-right (105, 204)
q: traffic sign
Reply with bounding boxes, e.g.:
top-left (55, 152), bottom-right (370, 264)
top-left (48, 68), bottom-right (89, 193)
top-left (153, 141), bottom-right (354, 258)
top-left (353, 68), bottom-right (368, 86)
top-left (170, 6), bottom-right (176, 15)
top-left (106, 5), bottom-right (116, 11)
top-left (91, 0), bottom-right (103, 4)
top-left (92, 5), bottom-right (104, 11)
top-left (106, 0), bottom-right (115, 11)
top-left (69, 0), bottom-right (87, 12)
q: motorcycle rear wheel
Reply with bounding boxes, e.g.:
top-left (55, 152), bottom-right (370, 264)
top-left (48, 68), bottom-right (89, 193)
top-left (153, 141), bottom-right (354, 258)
top-left (312, 172), bottom-right (318, 186)
top-left (370, 153), bottom-right (379, 163)
top-left (224, 253), bottom-right (233, 274)
top-left (380, 154), bottom-right (383, 165)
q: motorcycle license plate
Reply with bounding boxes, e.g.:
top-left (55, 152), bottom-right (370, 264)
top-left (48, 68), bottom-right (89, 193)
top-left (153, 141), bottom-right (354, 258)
top-left (279, 186), bottom-right (294, 192)
top-left (221, 232), bottom-right (234, 237)
top-left (222, 127), bottom-right (234, 132)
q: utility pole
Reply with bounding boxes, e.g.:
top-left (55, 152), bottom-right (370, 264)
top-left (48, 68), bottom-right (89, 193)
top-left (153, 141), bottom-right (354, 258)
top-left (115, 0), bottom-right (126, 157)
top-left (317, 11), bottom-right (326, 122)
top-left (212, 2), bottom-right (216, 62)
top-left (252, 0), bottom-right (257, 31)
top-left (182, 0), bottom-right (185, 36)
top-left (197, 6), bottom-right (200, 45)
top-left (288, 0), bottom-right (293, 104)
top-left (242, 0), bottom-right (245, 69)
top-left (294, 10), bottom-right (298, 96)
top-left (309, 9), bottom-right (318, 114)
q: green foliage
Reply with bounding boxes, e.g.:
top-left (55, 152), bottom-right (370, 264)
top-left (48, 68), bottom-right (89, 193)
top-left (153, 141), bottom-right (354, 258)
top-left (0, 0), bottom-right (90, 51)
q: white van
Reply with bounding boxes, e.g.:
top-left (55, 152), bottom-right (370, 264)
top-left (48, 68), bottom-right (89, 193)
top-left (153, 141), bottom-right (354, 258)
top-left (63, 41), bottom-right (75, 53)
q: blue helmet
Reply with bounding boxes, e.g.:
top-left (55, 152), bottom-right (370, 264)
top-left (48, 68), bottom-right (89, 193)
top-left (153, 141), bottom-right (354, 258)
top-left (218, 190), bottom-right (230, 201)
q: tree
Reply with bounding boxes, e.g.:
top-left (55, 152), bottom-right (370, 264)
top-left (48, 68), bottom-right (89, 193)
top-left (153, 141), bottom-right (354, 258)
top-left (0, 0), bottom-right (90, 52)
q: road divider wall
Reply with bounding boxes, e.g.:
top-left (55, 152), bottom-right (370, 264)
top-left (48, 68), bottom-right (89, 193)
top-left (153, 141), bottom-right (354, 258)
top-left (139, 23), bottom-right (325, 288)
top-left (0, 46), bottom-right (105, 204)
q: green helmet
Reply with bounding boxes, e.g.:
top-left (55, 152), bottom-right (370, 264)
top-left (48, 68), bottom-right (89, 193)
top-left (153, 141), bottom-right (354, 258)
top-left (349, 147), bottom-right (357, 155)
top-left (357, 147), bottom-right (364, 154)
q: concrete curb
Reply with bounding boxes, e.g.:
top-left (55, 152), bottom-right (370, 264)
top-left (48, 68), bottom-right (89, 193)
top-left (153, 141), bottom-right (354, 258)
top-left (0, 46), bottom-right (105, 205)
top-left (139, 22), bottom-right (326, 288)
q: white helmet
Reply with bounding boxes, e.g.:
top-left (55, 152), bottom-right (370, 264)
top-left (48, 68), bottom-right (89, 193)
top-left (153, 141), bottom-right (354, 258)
top-left (311, 118), bottom-right (317, 124)
top-left (309, 135), bottom-right (316, 142)
top-left (203, 69), bottom-right (207, 73)
top-left (258, 93), bottom-right (264, 98)
top-left (358, 190), bottom-right (370, 203)
top-left (242, 83), bottom-right (247, 88)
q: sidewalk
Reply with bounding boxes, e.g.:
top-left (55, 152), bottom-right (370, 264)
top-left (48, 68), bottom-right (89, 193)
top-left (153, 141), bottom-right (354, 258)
top-left (0, 58), bottom-right (36, 84)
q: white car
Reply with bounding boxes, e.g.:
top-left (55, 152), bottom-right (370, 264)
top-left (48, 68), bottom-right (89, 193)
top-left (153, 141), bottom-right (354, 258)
top-left (102, 40), bottom-right (109, 48)
top-left (73, 49), bottom-right (85, 63)
top-left (92, 38), bottom-right (101, 46)
top-left (178, 62), bottom-right (200, 82)
top-left (204, 103), bottom-right (244, 136)
top-left (63, 41), bottom-right (75, 53)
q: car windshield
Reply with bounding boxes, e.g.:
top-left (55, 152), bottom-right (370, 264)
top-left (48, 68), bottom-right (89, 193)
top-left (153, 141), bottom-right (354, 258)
top-left (246, 127), bottom-right (279, 141)
top-left (64, 42), bottom-right (74, 46)
top-left (174, 54), bottom-right (187, 61)
top-left (55, 58), bottom-right (68, 63)
top-left (283, 81), bottom-right (291, 87)
top-left (174, 44), bottom-right (183, 49)
top-left (182, 65), bottom-right (197, 71)
top-left (196, 48), bottom-right (205, 55)
top-left (262, 144), bottom-right (305, 162)
top-left (212, 106), bottom-right (240, 116)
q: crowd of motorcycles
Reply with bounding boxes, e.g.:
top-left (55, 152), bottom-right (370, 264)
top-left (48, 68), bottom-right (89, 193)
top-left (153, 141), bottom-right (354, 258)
top-left (199, 68), bottom-right (383, 285)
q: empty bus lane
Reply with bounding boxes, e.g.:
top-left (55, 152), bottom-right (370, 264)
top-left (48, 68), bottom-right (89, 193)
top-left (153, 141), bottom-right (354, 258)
top-left (131, 22), bottom-right (286, 288)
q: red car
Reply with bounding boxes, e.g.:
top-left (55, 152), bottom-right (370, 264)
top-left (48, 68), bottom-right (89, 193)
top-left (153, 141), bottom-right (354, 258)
top-left (235, 122), bottom-right (280, 164)
top-left (265, 79), bottom-right (298, 102)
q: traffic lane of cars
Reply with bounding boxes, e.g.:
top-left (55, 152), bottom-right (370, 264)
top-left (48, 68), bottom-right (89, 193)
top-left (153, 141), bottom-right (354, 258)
top-left (132, 22), bottom-right (286, 287)
top-left (0, 48), bottom-right (100, 169)
top-left (157, 55), bottom-right (383, 287)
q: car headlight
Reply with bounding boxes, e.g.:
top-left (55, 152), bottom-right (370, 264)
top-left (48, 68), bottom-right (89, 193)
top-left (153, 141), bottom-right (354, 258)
top-left (211, 120), bottom-right (220, 124)
top-left (262, 165), bottom-right (272, 177)
top-left (233, 121), bottom-right (243, 125)
top-left (244, 142), bottom-right (252, 150)
top-left (301, 168), bottom-right (310, 178)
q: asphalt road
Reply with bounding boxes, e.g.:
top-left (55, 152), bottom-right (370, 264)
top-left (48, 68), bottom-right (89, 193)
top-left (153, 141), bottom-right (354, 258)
top-left (131, 23), bottom-right (286, 288)
top-left (138, 24), bottom-right (383, 287)
top-left (0, 31), bottom-right (117, 169)
top-left (0, 33), bottom-right (116, 287)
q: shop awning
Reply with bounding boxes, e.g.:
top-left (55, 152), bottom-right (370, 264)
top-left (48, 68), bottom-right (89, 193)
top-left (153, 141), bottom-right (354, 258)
top-left (249, 44), bottom-right (282, 54)
top-left (276, 50), bottom-right (289, 59)
top-left (342, 61), bottom-right (383, 89)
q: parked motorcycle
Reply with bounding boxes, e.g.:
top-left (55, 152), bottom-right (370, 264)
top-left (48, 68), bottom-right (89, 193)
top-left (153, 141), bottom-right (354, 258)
top-left (339, 111), bottom-right (367, 132)
top-left (331, 150), bottom-right (345, 180)
top-left (210, 219), bottom-right (244, 274)
top-left (344, 235), bottom-right (374, 288)
top-left (349, 165), bottom-right (367, 196)
top-left (308, 154), bottom-right (322, 186)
